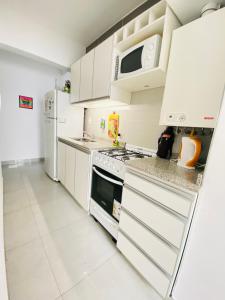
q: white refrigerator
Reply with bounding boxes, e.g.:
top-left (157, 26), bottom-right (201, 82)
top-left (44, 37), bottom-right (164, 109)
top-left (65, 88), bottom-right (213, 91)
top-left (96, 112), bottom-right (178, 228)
top-left (44, 90), bottom-right (84, 181)
top-left (172, 88), bottom-right (225, 300)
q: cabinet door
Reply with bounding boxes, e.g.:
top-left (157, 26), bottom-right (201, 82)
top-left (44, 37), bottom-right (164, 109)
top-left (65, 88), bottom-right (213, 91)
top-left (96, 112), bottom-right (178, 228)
top-left (74, 149), bottom-right (90, 211)
top-left (57, 142), bottom-right (66, 184)
top-left (92, 36), bottom-right (113, 99)
top-left (80, 50), bottom-right (94, 101)
top-left (70, 60), bottom-right (81, 103)
top-left (160, 8), bottom-right (225, 128)
top-left (65, 145), bottom-right (76, 195)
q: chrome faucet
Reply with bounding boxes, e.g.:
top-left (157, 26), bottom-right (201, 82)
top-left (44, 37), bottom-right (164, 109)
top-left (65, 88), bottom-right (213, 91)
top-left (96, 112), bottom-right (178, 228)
top-left (83, 131), bottom-right (95, 139)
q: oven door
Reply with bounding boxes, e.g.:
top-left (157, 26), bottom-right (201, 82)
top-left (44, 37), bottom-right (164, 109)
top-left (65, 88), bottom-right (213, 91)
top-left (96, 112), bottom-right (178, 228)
top-left (91, 166), bottom-right (123, 221)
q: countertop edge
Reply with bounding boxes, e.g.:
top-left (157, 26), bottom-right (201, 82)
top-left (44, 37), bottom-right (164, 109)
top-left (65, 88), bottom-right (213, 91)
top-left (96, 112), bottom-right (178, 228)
top-left (125, 165), bottom-right (199, 197)
top-left (58, 137), bottom-right (91, 154)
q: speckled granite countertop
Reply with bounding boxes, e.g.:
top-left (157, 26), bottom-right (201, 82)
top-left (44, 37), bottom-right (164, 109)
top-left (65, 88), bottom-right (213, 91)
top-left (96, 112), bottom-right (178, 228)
top-left (125, 157), bottom-right (201, 194)
top-left (58, 136), bottom-right (116, 153)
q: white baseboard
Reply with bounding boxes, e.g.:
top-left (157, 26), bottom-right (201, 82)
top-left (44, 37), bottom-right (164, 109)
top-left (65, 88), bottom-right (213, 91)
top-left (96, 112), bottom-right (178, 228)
top-left (2, 157), bottom-right (44, 166)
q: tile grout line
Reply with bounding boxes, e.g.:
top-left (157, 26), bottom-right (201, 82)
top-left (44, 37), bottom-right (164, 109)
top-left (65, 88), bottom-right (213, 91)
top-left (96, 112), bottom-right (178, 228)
top-left (60, 250), bottom-right (117, 298)
top-left (4, 166), bottom-right (39, 300)
top-left (5, 236), bottom-right (41, 254)
top-left (23, 171), bottom-right (62, 298)
top-left (3, 202), bottom-right (31, 217)
top-left (4, 170), bottom-right (40, 253)
top-left (19, 165), bottom-right (117, 299)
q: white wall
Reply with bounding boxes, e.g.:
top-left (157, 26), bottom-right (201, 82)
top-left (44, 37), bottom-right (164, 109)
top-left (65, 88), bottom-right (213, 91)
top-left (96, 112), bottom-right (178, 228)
top-left (0, 10), bottom-right (85, 68)
top-left (85, 88), bottom-right (165, 150)
top-left (173, 90), bottom-right (225, 299)
top-left (0, 49), bottom-right (62, 162)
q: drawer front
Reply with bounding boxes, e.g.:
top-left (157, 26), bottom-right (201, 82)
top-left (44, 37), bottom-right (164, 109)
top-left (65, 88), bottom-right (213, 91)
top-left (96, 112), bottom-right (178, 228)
top-left (119, 210), bottom-right (178, 275)
top-left (117, 232), bottom-right (170, 298)
top-left (125, 172), bottom-right (192, 217)
top-left (122, 187), bottom-right (186, 248)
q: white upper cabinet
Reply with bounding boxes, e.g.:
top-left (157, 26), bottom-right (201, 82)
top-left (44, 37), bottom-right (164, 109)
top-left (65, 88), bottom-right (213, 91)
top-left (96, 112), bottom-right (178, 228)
top-left (112, 1), bottom-right (180, 92)
top-left (80, 49), bottom-right (95, 101)
top-left (160, 8), bottom-right (225, 128)
top-left (70, 60), bottom-right (81, 103)
top-left (70, 0), bottom-right (181, 105)
top-left (92, 36), bottom-right (113, 99)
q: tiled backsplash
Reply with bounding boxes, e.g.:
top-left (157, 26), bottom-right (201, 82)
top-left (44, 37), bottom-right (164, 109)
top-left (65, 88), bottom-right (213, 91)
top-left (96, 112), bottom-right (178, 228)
top-left (84, 87), bottom-right (165, 150)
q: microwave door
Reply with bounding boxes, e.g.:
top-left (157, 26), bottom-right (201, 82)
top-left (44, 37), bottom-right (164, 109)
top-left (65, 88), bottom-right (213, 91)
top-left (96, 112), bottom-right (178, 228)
top-left (119, 46), bottom-right (144, 77)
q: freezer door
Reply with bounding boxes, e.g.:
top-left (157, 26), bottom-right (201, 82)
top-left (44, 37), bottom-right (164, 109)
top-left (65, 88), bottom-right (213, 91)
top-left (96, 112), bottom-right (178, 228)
top-left (57, 91), bottom-right (70, 117)
top-left (44, 90), bottom-right (57, 119)
top-left (44, 118), bottom-right (57, 180)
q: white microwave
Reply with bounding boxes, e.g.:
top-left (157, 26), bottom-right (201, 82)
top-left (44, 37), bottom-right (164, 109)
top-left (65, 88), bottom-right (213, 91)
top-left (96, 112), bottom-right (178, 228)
top-left (117, 34), bottom-right (161, 79)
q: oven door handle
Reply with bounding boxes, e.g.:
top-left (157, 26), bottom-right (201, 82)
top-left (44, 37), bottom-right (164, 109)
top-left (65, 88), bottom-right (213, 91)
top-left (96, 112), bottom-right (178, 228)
top-left (93, 167), bottom-right (123, 187)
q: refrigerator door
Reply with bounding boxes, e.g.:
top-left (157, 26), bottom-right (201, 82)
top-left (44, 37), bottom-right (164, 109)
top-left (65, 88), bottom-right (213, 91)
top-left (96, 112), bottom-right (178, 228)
top-left (44, 117), bottom-right (57, 180)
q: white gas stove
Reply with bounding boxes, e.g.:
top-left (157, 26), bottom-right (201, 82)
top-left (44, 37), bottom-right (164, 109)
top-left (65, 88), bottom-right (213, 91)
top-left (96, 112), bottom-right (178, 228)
top-left (90, 145), bottom-right (155, 240)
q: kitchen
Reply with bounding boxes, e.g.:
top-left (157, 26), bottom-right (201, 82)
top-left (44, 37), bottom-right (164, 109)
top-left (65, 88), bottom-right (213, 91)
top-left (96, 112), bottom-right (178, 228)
top-left (0, 0), bottom-right (225, 300)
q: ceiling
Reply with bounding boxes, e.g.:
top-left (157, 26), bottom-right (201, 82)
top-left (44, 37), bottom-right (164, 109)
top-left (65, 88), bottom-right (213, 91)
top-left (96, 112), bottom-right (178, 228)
top-left (167, 0), bottom-right (225, 24)
top-left (0, 0), bottom-right (145, 47)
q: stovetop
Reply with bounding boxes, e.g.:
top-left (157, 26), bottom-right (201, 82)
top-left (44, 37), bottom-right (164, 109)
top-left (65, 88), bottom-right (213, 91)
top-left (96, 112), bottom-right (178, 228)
top-left (99, 148), bottom-right (152, 162)
top-left (93, 146), bottom-right (155, 179)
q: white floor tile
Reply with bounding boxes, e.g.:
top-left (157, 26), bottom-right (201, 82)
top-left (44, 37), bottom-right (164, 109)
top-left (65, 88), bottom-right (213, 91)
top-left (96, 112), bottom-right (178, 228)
top-left (24, 176), bottom-right (64, 205)
top-left (42, 216), bottom-right (116, 294)
top-left (4, 207), bottom-right (40, 250)
top-left (31, 193), bottom-right (87, 235)
top-left (88, 252), bottom-right (162, 300)
top-left (4, 188), bottom-right (30, 214)
top-left (4, 162), bottom-right (163, 300)
top-left (61, 252), bottom-right (162, 300)
top-left (3, 178), bottom-right (24, 194)
top-left (62, 276), bottom-right (102, 300)
top-left (6, 240), bottom-right (60, 300)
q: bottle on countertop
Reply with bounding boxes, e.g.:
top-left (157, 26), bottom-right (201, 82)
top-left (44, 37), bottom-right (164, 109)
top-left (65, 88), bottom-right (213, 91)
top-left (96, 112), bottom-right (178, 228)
top-left (157, 126), bottom-right (175, 159)
top-left (113, 133), bottom-right (125, 147)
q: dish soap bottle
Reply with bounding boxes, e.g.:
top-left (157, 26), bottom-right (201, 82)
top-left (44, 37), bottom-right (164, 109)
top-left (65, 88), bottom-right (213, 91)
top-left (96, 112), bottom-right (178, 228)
top-left (113, 133), bottom-right (124, 147)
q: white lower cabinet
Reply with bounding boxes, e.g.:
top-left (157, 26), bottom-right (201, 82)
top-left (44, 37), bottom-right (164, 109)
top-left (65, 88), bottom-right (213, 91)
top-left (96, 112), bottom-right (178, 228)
top-left (119, 210), bottom-right (177, 275)
top-left (57, 141), bottom-right (91, 211)
top-left (65, 145), bottom-right (76, 195)
top-left (117, 232), bottom-right (170, 298)
top-left (74, 149), bottom-right (91, 211)
top-left (117, 170), bottom-right (197, 298)
top-left (58, 141), bottom-right (66, 184)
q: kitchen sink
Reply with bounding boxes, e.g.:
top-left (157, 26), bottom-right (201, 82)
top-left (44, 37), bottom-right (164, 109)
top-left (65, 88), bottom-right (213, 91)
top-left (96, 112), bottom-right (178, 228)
top-left (70, 137), bottom-right (96, 142)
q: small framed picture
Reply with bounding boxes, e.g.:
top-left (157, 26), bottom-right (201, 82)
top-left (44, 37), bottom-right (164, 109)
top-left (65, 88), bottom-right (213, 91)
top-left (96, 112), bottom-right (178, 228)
top-left (19, 95), bottom-right (33, 109)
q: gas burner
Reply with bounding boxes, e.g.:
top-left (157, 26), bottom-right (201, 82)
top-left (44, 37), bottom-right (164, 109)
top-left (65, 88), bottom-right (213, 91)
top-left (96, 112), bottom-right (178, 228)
top-left (115, 153), bottom-right (151, 162)
top-left (99, 148), bottom-right (129, 157)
